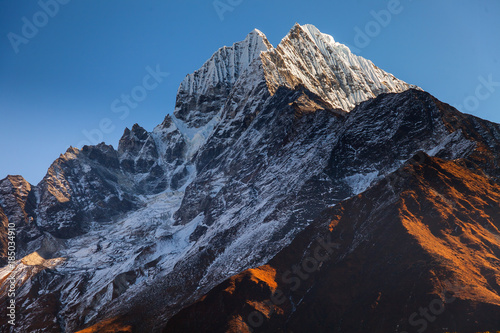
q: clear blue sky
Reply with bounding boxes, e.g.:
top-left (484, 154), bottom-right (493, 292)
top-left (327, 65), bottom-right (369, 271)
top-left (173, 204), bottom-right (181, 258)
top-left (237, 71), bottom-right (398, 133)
top-left (0, 0), bottom-right (499, 184)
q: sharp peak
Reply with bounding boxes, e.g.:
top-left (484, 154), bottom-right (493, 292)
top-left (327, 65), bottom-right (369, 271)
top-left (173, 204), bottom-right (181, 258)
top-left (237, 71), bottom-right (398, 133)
top-left (131, 123), bottom-right (144, 130)
top-left (247, 28), bottom-right (266, 37)
top-left (248, 25), bottom-right (328, 46)
top-left (65, 146), bottom-right (80, 154)
top-left (292, 22), bottom-right (318, 30)
top-left (123, 123), bottom-right (146, 135)
top-left (3, 174), bottom-right (29, 184)
top-left (241, 28), bottom-right (273, 49)
top-left (194, 28), bottom-right (272, 62)
top-left (221, 28), bottom-right (270, 47)
top-left (286, 23), bottom-right (336, 44)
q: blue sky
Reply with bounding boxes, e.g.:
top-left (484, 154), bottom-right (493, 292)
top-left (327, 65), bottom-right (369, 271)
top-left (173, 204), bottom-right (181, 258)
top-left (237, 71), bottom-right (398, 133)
top-left (0, 0), bottom-right (499, 184)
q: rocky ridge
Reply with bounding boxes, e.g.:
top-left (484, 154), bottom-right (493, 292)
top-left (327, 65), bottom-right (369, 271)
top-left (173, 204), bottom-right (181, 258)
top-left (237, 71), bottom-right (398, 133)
top-left (0, 24), bottom-right (498, 333)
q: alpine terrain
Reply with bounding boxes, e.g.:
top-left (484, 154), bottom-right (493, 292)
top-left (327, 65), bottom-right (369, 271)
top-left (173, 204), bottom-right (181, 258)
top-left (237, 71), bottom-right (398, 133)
top-left (1, 24), bottom-right (499, 333)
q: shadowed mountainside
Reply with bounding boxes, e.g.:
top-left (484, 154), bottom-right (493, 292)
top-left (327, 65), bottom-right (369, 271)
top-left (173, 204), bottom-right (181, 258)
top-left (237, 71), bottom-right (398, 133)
top-left (163, 154), bottom-right (500, 333)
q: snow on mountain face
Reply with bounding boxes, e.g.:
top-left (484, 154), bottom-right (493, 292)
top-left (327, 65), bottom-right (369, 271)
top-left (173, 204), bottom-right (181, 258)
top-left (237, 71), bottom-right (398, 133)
top-left (174, 29), bottom-right (273, 129)
top-left (172, 23), bottom-right (417, 166)
top-left (1, 24), bottom-right (499, 333)
top-left (165, 154), bottom-right (500, 333)
top-left (174, 23), bottom-right (415, 131)
top-left (261, 23), bottom-right (417, 111)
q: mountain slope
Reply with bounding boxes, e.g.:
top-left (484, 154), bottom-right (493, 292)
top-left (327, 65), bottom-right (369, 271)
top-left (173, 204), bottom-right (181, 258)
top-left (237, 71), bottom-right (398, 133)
top-left (175, 29), bottom-right (273, 128)
top-left (164, 154), bottom-right (500, 333)
top-left (0, 24), bottom-right (499, 333)
top-left (64, 88), bottom-right (500, 332)
top-left (261, 23), bottom-right (416, 111)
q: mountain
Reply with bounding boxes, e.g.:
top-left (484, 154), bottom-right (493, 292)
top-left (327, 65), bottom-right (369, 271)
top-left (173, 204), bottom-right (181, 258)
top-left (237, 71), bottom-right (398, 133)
top-left (1, 23), bottom-right (499, 333)
top-left (164, 153), bottom-right (500, 333)
top-left (261, 24), bottom-right (417, 111)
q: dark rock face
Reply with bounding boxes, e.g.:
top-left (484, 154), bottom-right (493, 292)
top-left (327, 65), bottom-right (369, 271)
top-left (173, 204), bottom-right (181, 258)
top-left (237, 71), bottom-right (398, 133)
top-left (2, 87), bottom-right (500, 333)
top-left (174, 29), bottom-right (272, 129)
top-left (118, 124), bottom-right (158, 174)
top-left (0, 119), bottom-right (191, 246)
top-left (0, 176), bottom-right (37, 228)
top-left (0, 176), bottom-right (39, 264)
top-left (117, 123), bottom-right (174, 194)
top-left (260, 24), bottom-right (415, 111)
top-left (173, 88), bottom-right (495, 280)
top-left (35, 146), bottom-right (137, 239)
top-left (158, 116), bottom-right (187, 165)
top-left (80, 89), bottom-right (499, 333)
top-left (174, 82), bottom-right (232, 128)
top-left (164, 155), bottom-right (500, 333)
top-left (1, 24), bottom-right (500, 333)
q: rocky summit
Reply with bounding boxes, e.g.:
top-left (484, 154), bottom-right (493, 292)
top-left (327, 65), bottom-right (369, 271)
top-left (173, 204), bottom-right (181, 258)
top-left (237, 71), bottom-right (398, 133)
top-left (1, 24), bottom-right (499, 333)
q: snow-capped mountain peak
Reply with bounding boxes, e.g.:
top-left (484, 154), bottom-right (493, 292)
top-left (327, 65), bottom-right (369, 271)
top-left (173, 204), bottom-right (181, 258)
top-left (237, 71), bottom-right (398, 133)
top-left (172, 23), bottom-right (418, 159)
top-left (173, 28), bottom-right (273, 129)
top-left (261, 23), bottom-right (417, 111)
top-left (299, 23), bottom-right (343, 54)
top-left (6, 24), bottom-right (494, 333)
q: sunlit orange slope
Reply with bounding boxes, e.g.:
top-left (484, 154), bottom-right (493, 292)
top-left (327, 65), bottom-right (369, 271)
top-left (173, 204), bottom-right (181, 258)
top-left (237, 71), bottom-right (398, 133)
top-left (164, 154), bottom-right (500, 333)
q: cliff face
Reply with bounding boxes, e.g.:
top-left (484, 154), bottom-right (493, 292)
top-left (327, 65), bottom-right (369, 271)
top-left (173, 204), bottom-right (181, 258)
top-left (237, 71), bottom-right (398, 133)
top-left (164, 154), bottom-right (500, 333)
top-left (261, 24), bottom-right (416, 111)
top-left (0, 176), bottom-right (38, 265)
top-left (1, 24), bottom-right (499, 333)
